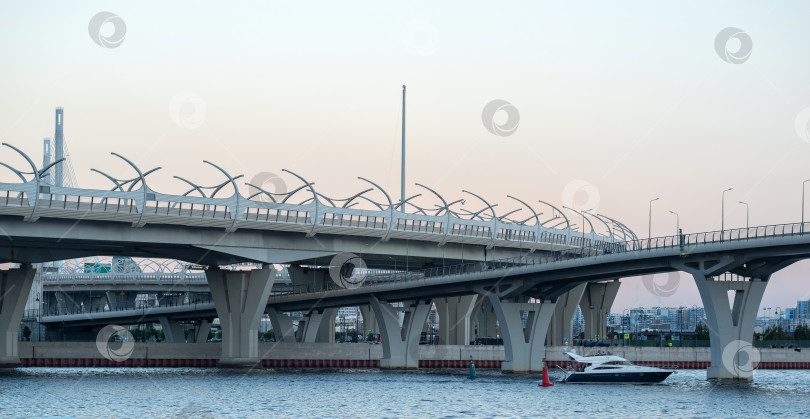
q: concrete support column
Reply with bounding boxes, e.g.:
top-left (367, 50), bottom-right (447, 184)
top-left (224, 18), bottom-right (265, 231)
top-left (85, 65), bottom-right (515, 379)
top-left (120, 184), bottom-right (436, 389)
top-left (579, 281), bottom-right (620, 340)
top-left (105, 291), bottom-right (137, 311)
top-left (191, 320), bottom-right (212, 343)
top-left (359, 305), bottom-right (379, 335)
top-left (486, 294), bottom-right (556, 373)
top-left (267, 308), bottom-right (296, 342)
top-left (469, 296), bottom-right (499, 341)
top-left (159, 317), bottom-right (186, 343)
top-left (298, 308), bottom-right (338, 343)
top-left (693, 273), bottom-right (768, 381)
top-left (369, 296), bottom-right (431, 369)
top-left (207, 265), bottom-right (276, 367)
top-left (548, 283), bottom-right (587, 346)
top-left (435, 295), bottom-right (478, 345)
top-left (0, 266), bottom-right (35, 367)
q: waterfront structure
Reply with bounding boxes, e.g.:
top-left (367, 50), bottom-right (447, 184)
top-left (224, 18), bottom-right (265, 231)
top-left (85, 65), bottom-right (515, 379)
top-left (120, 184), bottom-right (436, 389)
top-left (2, 112), bottom-right (810, 381)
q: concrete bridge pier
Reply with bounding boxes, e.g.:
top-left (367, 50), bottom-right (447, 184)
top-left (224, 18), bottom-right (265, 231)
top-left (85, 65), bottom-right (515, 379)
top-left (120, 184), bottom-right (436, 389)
top-left (470, 297), bottom-right (499, 341)
top-left (579, 280), bottom-right (620, 340)
top-left (267, 308), bottom-right (296, 342)
top-left (370, 296), bottom-right (431, 369)
top-left (297, 308), bottom-right (337, 343)
top-left (0, 265), bottom-right (35, 367)
top-left (207, 265), bottom-right (276, 367)
top-left (692, 272), bottom-right (768, 381)
top-left (548, 283), bottom-right (587, 346)
top-left (359, 305), bottom-right (379, 336)
top-left (435, 295), bottom-right (478, 345)
top-left (190, 320), bottom-right (212, 343)
top-left (159, 317), bottom-right (186, 343)
top-left (486, 294), bottom-right (555, 373)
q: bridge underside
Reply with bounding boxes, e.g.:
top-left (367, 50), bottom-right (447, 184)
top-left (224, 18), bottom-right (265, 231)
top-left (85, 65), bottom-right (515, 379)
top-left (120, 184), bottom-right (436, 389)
top-left (0, 215), bottom-right (521, 268)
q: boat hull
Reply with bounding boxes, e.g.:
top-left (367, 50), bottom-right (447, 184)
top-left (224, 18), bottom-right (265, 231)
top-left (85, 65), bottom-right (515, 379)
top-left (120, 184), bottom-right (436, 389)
top-left (564, 371), bottom-right (672, 383)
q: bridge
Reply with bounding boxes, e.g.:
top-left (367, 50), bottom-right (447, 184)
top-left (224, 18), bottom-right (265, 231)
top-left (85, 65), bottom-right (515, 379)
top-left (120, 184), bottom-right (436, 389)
top-left (2, 141), bottom-right (809, 380)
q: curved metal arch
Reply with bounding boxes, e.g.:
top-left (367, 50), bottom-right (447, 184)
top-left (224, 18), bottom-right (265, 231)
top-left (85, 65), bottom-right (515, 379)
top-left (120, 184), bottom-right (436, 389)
top-left (564, 206), bottom-right (595, 247)
top-left (358, 177), bottom-right (392, 210)
top-left (280, 182), bottom-right (316, 204)
top-left (394, 193), bottom-right (424, 213)
top-left (541, 216), bottom-right (562, 227)
top-left (340, 188), bottom-right (374, 209)
top-left (416, 183), bottom-right (454, 246)
top-left (173, 176), bottom-right (207, 198)
top-left (358, 195), bottom-right (385, 210)
top-left (211, 175), bottom-right (244, 199)
top-left (40, 158), bottom-right (66, 181)
top-left (311, 191), bottom-right (337, 207)
top-left (358, 177), bottom-right (395, 241)
top-left (127, 167), bottom-right (161, 191)
top-left (282, 169), bottom-right (318, 237)
top-left (110, 152), bottom-right (161, 228)
top-left (462, 190), bottom-right (497, 221)
top-left (508, 195), bottom-right (543, 252)
top-left (0, 161), bottom-right (30, 183)
top-left (462, 190), bottom-right (498, 248)
top-left (586, 211), bottom-right (615, 243)
top-left (203, 160), bottom-right (242, 232)
top-left (2, 143), bottom-right (37, 175)
top-left (538, 200), bottom-right (571, 245)
top-left (497, 208), bottom-right (521, 221)
top-left (244, 183), bottom-right (279, 203)
top-left (459, 208), bottom-right (491, 222)
top-left (91, 169), bottom-right (128, 191)
top-left (599, 215), bottom-right (627, 242)
top-left (433, 198), bottom-right (465, 217)
top-left (599, 213), bottom-right (638, 242)
top-left (4, 143), bottom-right (64, 221)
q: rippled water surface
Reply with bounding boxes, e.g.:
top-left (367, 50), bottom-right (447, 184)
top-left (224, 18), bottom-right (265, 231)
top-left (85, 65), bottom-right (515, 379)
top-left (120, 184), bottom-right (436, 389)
top-left (1, 368), bottom-right (810, 418)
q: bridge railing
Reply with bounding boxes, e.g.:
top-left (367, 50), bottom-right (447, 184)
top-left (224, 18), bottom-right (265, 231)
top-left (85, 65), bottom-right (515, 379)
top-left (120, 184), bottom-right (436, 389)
top-left (348, 220), bottom-right (810, 294)
top-left (0, 179), bottom-right (619, 251)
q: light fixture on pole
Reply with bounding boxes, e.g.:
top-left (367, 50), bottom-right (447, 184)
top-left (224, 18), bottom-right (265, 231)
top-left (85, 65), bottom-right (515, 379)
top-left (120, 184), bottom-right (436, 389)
top-left (668, 210), bottom-right (679, 236)
top-left (803, 179), bottom-right (810, 233)
top-left (721, 188), bottom-right (733, 238)
top-left (738, 201), bottom-right (749, 230)
top-left (648, 197), bottom-right (660, 242)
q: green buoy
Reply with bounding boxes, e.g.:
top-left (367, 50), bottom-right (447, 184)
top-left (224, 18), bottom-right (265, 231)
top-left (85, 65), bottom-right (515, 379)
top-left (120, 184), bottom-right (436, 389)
top-left (468, 355), bottom-right (477, 379)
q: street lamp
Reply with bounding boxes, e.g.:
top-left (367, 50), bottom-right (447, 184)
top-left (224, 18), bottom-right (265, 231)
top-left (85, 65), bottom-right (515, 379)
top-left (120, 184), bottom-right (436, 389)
top-left (648, 198), bottom-right (660, 243)
top-left (803, 179), bottom-right (810, 233)
top-left (668, 210), bottom-right (679, 236)
top-left (739, 201), bottom-right (749, 231)
top-left (721, 187), bottom-right (733, 238)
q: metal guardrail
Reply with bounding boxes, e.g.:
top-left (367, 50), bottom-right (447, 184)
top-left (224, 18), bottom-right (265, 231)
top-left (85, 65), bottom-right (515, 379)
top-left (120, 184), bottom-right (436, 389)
top-left (0, 177), bottom-right (615, 252)
top-left (354, 221), bottom-right (810, 293)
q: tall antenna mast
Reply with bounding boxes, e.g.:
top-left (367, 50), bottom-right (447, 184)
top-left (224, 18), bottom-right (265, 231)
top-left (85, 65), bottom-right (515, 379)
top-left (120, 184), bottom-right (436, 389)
top-left (401, 84), bottom-right (406, 206)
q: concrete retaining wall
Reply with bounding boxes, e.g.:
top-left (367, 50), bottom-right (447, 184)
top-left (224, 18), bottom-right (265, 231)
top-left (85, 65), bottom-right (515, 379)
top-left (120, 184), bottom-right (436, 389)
top-left (15, 342), bottom-right (810, 369)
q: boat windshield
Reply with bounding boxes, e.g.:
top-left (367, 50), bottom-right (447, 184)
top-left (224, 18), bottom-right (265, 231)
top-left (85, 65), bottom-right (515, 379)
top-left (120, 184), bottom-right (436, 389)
top-left (601, 360), bottom-right (634, 366)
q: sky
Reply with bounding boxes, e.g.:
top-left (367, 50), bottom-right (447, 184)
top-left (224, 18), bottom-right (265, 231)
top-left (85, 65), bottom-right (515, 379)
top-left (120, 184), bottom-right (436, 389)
top-left (1, 1), bottom-right (810, 312)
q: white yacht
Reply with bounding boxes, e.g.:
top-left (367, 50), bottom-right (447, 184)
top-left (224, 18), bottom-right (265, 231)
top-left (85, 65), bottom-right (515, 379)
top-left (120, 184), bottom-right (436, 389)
top-left (561, 351), bottom-right (674, 383)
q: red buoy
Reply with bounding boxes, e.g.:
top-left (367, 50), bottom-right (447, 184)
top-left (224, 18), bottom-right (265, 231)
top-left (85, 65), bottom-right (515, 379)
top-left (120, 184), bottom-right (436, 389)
top-left (539, 357), bottom-right (554, 387)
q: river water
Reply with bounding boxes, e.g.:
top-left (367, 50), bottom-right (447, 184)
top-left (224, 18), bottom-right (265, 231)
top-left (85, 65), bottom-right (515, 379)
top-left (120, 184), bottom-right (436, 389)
top-left (1, 368), bottom-right (809, 418)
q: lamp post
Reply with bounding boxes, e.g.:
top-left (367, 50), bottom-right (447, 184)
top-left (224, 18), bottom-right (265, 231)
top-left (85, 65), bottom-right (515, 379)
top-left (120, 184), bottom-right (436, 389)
top-left (803, 179), bottom-right (810, 233)
top-left (648, 197), bottom-right (660, 244)
top-left (739, 201), bottom-right (749, 231)
top-left (721, 187), bottom-right (733, 238)
top-left (668, 210), bottom-right (679, 236)
top-left (776, 307), bottom-right (783, 332)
